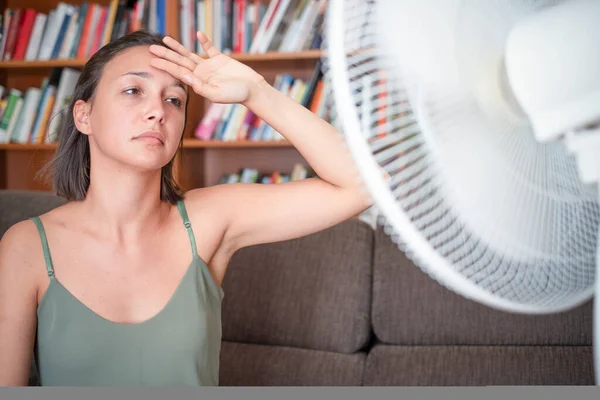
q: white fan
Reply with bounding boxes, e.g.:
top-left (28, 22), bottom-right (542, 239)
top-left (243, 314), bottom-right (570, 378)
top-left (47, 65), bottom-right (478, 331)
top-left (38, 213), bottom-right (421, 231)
top-left (322, 0), bottom-right (600, 383)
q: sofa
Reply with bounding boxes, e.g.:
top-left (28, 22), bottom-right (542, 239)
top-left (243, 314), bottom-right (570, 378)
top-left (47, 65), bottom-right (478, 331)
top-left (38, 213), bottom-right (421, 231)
top-left (0, 189), bottom-right (594, 386)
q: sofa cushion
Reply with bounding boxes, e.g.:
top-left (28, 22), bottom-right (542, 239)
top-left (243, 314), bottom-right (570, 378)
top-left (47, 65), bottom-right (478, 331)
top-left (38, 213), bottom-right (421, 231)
top-left (363, 344), bottom-right (594, 386)
top-left (219, 341), bottom-right (366, 386)
top-left (0, 190), bottom-right (66, 236)
top-left (222, 219), bottom-right (373, 354)
top-left (372, 227), bottom-right (593, 345)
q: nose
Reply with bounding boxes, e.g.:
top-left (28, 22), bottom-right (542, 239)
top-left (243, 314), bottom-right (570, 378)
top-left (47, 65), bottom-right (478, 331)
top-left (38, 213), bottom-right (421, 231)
top-left (144, 95), bottom-right (166, 124)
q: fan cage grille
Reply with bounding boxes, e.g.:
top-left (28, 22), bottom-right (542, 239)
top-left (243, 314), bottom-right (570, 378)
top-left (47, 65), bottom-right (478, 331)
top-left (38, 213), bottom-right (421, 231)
top-left (322, 0), bottom-right (600, 312)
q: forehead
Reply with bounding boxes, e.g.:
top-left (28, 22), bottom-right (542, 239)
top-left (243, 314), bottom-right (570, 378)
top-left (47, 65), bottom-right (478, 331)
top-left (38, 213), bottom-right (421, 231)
top-left (104, 46), bottom-right (153, 75)
top-left (101, 45), bottom-right (183, 88)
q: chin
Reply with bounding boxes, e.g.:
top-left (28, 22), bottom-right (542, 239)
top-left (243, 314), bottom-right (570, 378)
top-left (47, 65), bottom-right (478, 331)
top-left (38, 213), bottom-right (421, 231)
top-left (126, 150), bottom-right (174, 172)
top-left (91, 138), bottom-right (177, 173)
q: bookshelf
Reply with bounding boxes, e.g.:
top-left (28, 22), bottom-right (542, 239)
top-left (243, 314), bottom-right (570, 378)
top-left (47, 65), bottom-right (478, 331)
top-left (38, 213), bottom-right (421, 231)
top-left (0, 139), bottom-right (295, 150)
top-left (0, 48), bottom-right (323, 68)
top-left (0, 0), bottom-right (325, 192)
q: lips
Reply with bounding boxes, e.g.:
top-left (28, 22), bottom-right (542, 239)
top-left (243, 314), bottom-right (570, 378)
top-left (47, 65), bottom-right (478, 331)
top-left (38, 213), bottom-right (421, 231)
top-left (135, 131), bottom-right (165, 144)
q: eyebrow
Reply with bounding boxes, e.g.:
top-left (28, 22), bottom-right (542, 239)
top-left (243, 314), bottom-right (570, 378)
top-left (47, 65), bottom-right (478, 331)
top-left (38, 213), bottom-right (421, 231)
top-left (121, 71), bottom-right (187, 92)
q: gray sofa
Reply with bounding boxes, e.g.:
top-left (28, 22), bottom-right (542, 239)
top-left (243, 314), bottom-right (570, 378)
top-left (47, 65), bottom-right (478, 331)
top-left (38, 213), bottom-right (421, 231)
top-left (0, 189), bottom-right (594, 386)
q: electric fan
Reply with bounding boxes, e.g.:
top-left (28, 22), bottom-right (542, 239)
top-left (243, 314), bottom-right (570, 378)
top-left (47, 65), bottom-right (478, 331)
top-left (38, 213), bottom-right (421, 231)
top-left (322, 0), bottom-right (600, 383)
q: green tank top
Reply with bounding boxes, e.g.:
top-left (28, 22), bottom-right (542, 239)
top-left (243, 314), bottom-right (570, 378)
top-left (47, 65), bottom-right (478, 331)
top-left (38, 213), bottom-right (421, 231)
top-left (30, 200), bottom-right (224, 386)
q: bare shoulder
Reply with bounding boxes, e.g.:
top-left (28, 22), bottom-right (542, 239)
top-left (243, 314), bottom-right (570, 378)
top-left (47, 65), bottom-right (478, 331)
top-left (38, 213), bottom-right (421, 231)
top-left (182, 186), bottom-right (236, 254)
top-left (35, 201), bottom-right (79, 228)
top-left (0, 218), bottom-right (46, 292)
top-left (1, 218), bottom-right (41, 260)
top-left (183, 183), bottom-right (253, 222)
top-left (183, 185), bottom-right (233, 221)
top-left (183, 186), bottom-right (232, 233)
top-left (184, 184), bottom-right (230, 203)
top-left (0, 201), bottom-right (74, 284)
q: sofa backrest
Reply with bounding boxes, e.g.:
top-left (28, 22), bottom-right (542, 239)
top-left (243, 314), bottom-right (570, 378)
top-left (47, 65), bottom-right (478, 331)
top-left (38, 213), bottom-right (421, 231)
top-left (0, 190), bottom-right (67, 237)
top-left (371, 227), bottom-right (593, 346)
top-left (221, 218), bottom-right (374, 354)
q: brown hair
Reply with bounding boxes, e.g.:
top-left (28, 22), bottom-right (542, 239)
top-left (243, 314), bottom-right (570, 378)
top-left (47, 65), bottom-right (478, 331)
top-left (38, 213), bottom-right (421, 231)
top-left (39, 30), bottom-right (187, 204)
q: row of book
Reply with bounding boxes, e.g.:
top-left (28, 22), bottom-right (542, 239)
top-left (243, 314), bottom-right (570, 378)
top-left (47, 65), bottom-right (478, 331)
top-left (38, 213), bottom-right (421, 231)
top-left (0, 0), bottom-right (163, 62)
top-left (218, 164), bottom-right (314, 185)
top-left (181, 0), bottom-right (326, 55)
top-left (0, 63), bottom-right (329, 145)
top-left (0, 68), bottom-right (81, 144)
top-left (0, 57), bottom-right (329, 144)
top-left (195, 60), bottom-right (328, 141)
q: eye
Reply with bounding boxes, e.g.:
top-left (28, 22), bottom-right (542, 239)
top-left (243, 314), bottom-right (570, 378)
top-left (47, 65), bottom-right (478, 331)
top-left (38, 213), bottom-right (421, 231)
top-left (167, 97), bottom-right (183, 108)
top-left (124, 87), bottom-right (141, 95)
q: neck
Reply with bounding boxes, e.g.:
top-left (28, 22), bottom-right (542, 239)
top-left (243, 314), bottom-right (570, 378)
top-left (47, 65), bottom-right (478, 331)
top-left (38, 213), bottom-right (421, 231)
top-left (82, 156), bottom-right (172, 242)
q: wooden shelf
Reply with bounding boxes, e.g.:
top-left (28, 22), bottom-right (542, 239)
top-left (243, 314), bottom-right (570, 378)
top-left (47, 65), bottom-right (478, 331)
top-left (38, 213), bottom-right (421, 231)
top-left (0, 59), bottom-right (89, 69)
top-left (182, 139), bottom-right (292, 148)
top-left (0, 140), bottom-right (293, 150)
top-left (0, 143), bottom-right (57, 150)
top-left (230, 49), bottom-right (322, 62)
top-left (0, 50), bottom-right (323, 69)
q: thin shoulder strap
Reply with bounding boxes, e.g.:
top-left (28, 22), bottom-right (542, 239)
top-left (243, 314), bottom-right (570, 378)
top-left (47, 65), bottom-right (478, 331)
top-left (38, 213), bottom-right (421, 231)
top-left (30, 217), bottom-right (56, 279)
top-left (176, 200), bottom-right (198, 258)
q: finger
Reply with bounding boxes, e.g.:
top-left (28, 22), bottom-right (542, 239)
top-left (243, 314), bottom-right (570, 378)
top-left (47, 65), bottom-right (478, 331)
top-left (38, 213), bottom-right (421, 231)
top-left (161, 36), bottom-right (204, 64)
top-left (196, 31), bottom-right (220, 58)
top-left (149, 57), bottom-right (195, 86)
top-left (148, 44), bottom-right (197, 72)
top-left (152, 58), bottom-right (219, 98)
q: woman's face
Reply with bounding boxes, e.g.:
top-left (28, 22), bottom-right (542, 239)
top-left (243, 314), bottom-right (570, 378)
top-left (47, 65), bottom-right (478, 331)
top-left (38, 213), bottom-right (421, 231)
top-left (77, 45), bottom-right (187, 172)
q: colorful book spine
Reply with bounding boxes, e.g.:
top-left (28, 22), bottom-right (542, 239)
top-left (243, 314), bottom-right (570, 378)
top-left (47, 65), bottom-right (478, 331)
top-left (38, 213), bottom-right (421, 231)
top-left (0, 89), bottom-right (22, 143)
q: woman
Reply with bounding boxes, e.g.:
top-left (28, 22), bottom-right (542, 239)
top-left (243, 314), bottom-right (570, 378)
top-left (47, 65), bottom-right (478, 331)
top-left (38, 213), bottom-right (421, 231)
top-left (0, 30), bottom-right (370, 386)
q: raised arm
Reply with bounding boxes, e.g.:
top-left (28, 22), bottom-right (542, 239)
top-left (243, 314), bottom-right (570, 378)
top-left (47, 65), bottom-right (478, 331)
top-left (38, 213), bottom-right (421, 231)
top-left (0, 222), bottom-right (40, 386)
top-left (149, 32), bottom-right (372, 252)
top-left (208, 77), bottom-right (370, 250)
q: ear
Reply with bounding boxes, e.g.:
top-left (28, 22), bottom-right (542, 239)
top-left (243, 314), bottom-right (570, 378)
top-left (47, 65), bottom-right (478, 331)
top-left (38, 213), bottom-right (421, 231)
top-left (73, 99), bottom-right (92, 135)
